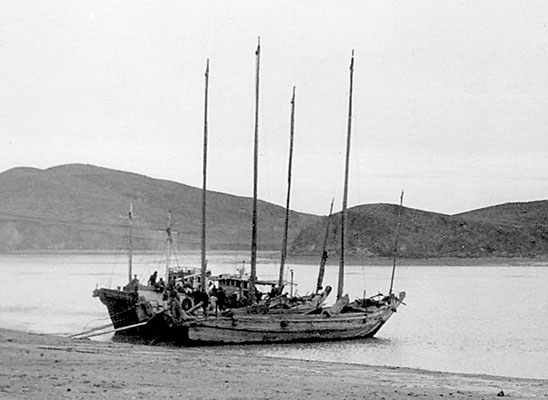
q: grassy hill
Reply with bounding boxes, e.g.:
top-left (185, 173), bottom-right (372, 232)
top-left (0, 164), bottom-right (320, 252)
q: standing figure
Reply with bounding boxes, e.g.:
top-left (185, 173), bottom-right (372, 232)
top-left (148, 271), bottom-right (158, 286)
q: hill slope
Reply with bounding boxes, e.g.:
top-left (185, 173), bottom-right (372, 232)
top-left (1, 164), bottom-right (547, 258)
top-left (291, 201), bottom-right (548, 258)
top-left (0, 164), bottom-right (320, 251)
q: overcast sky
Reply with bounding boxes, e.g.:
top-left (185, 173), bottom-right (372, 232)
top-left (1, 1), bottom-right (547, 215)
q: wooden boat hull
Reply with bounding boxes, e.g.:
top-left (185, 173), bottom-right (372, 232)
top-left (93, 288), bottom-right (144, 329)
top-left (94, 287), bottom-right (404, 346)
top-left (93, 287), bottom-right (192, 344)
top-left (181, 292), bottom-right (405, 345)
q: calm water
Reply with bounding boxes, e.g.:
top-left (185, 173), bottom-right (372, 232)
top-left (0, 251), bottom-right (547, 379)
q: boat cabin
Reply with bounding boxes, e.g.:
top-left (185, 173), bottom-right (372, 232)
top-left (169, 267), bottom-right (210, 290)
top-left (212, 273), bottom-right (277, 302)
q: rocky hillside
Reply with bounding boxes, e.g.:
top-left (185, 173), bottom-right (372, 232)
top-left (291, 201), bottom-right (548, 258)
top-left (0, 164), bottom-right (320, 251)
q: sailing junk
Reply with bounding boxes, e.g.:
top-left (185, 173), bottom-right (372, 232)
top-left (92, 46), bottom-right (405, 345)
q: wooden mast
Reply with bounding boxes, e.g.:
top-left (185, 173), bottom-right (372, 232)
top-left (337, 50), bottom-right (355, 300)
top-left (278, 86), bottom-right (296, 289)
top-left (250, 37), bottom-right (261, 304)
top-left (127, 203), bottom-right (134, 284)
top-left (165, 210), bottom-right (173, 282)
top-left (316, 199), bottom-right (334, 293)
top-left (389, 190), bottom-right (404, 294)
top-left (201, 59), bottom-right (209, 291)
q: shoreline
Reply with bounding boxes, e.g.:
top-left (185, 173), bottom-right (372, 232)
top-left (2, 249), bottom-right (548, 267)
top-left (1, 328), bottom-right (547, 399)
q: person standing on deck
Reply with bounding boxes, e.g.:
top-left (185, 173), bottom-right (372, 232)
top-left (124, 274), bottom-right (140, 293)
top-left (148, 271), bottom-right (157, 286)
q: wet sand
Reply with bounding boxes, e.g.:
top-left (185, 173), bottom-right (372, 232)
top-left (1, 328), bottom-right (546, 399)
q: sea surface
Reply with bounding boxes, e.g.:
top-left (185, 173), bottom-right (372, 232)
top-left (1, 251), bottom-right (547, 379)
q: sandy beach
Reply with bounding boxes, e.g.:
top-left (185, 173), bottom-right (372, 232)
top-left (0, 328), bottom-right (546, 399)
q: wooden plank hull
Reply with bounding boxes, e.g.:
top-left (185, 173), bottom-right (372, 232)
top-left (94, 287), bottom-right (405, 346)
top-left (93, 288), bottom-right (189, 344)
top-left (182, 292), bottom-right (404, 345)
top-left (93, 288), bottom-right (143, 329)
top-left (93, 287), bottom-right (167, 325)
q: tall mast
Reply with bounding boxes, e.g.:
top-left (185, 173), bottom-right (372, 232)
top-left (250, 37), bottom-right (261, 304)
top-left (337, 50), bottom-right (355, 300)
top-left (278, 86), bottom-right (296, 289)
top-left (201, 59), bottom-right (209, 291)
top-left (165, 210), bottom-right (173, 282)
top-left (316, 199), bottom-right (334, 293)
top-left (389, 190), bottom-right (404, 294)
top-left (127, 203), bottom-right (134, 284)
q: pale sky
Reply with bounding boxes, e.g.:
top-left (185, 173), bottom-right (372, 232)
top-left (1, 1), bottom-right (548, 215)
